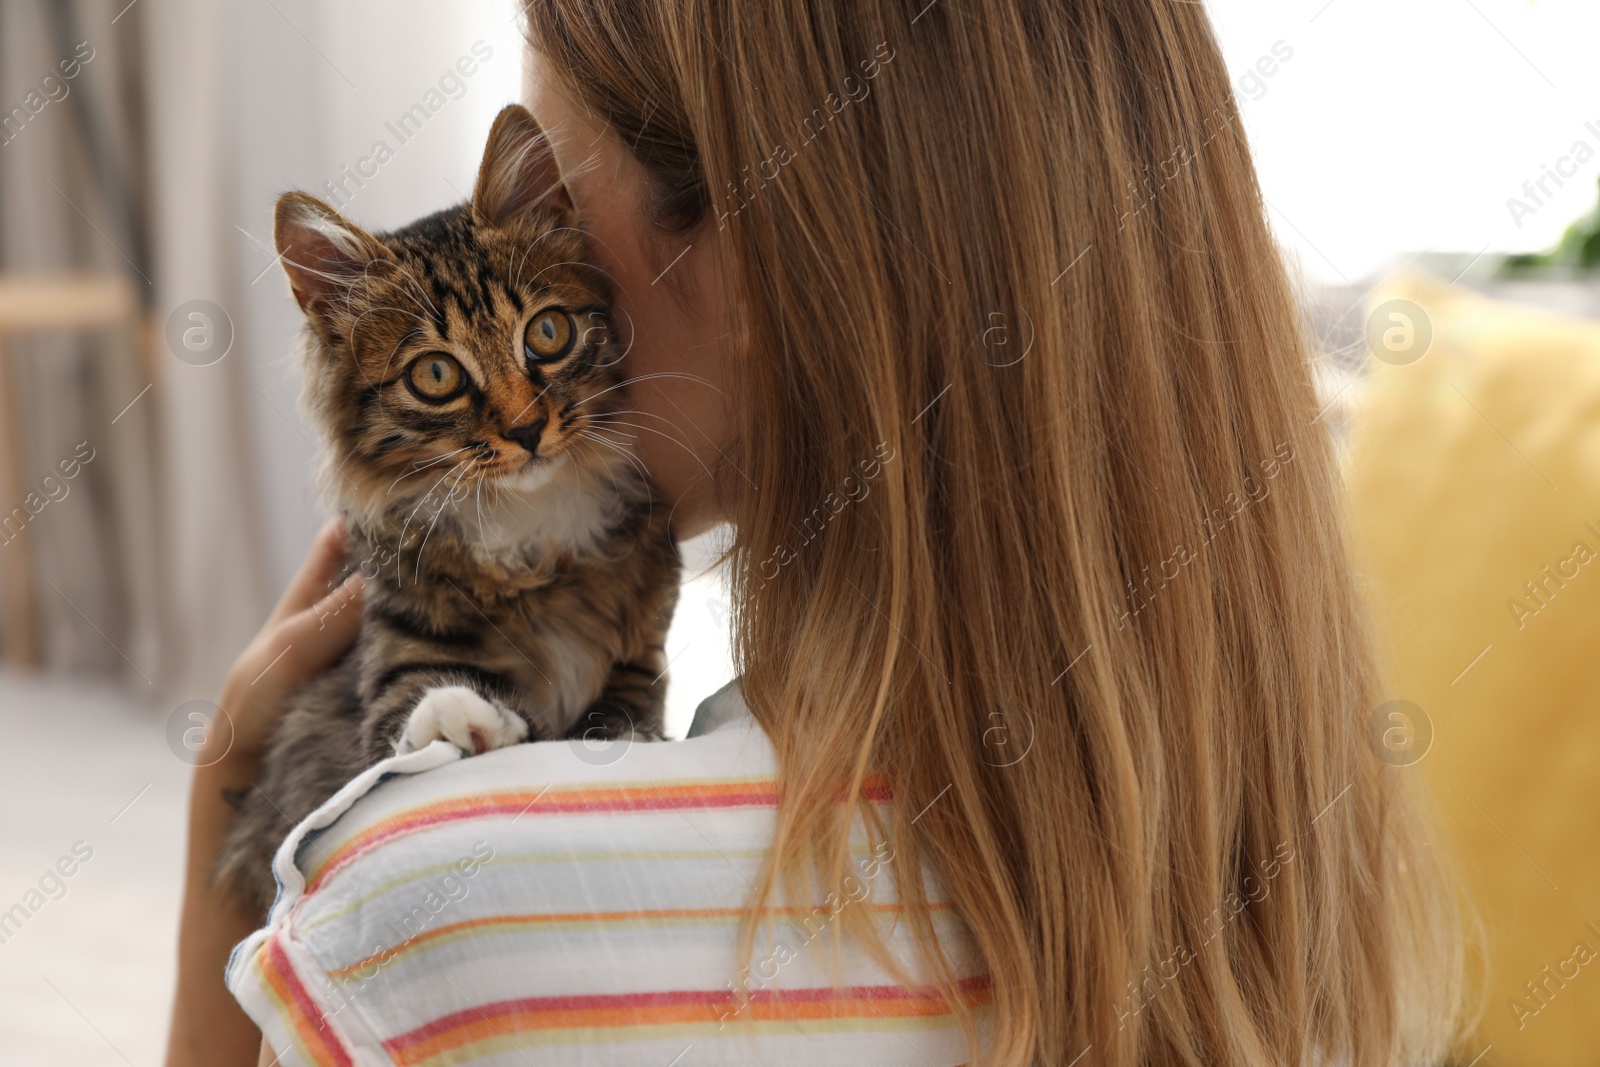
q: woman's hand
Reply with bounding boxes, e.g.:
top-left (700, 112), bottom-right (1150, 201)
top-left (165, 520), bottom-right (365, 1067)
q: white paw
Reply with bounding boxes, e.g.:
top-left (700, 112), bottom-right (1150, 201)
top-left (398, 686), bottom-right (529, 756)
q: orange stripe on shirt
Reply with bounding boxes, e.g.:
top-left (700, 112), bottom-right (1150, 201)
top-left (384, 976), bottom-right (992, 1066)
top-left (328, 901), bottom-right (956, 980)
top-left (258, 935), bottom-right (355, 1067)
top-left (305, 774), bottom-right (891, 892)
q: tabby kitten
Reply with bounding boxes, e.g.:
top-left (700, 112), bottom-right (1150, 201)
top-left (216, 105), bottom-right (681, 916)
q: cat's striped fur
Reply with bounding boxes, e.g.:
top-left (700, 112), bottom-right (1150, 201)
top-left (217, 106), bottom-right (681, 916)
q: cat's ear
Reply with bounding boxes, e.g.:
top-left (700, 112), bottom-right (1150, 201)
top-left (472, 104), bottom-right (571, 229)
top-left (273, 192), bottom-right (391, 327)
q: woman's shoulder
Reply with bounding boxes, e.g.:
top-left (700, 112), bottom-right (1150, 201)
top-left (226, 680), bottom-right (984, 1066)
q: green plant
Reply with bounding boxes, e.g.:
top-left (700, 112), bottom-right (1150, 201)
top-left (1503, 176), bottom-right (1600, 271)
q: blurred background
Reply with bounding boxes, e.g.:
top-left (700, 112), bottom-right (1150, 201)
top-left (0, 0), bottom-right (1597, 1062)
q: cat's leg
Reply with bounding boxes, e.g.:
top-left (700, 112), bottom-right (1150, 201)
top-left (359, 662), bottom-right (533, 761)
top-left (567, 522), bottom-right (682, 743)
top-left (565, 661), bottom-right (666, 743)
top-left (398, 684), bottom-right (528, 755)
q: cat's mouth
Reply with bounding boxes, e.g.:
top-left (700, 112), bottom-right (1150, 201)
top-left (496, 453), bottom-right (567, 493)
top-left (470, 436), bottom-right (561, 479)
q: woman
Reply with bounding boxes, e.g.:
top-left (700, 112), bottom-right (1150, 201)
top-left (166, 1), bottom-right (1467, 1064)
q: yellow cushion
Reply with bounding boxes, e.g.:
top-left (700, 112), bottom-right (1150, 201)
top-left (1344, 273), bottom-right (1600, 1062)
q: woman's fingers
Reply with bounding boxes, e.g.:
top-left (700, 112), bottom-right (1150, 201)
top-left (220, 571), bottom-right (365, 763)
top-left (249, 571), bottom-right (366, 695)
top-left (267, 518), bottom-right (350, 627)
top-left (277, 571), bottom-right (367, 680)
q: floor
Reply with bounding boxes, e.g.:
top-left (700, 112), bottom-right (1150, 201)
top-left (0, 670), bottom-right (187, 1066)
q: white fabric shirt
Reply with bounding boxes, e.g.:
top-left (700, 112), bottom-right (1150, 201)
top-left (227, 680), bottom-right (989, 1065)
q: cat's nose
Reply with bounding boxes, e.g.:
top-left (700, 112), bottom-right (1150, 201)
top-left (504, 416), bottom-right (548, 455)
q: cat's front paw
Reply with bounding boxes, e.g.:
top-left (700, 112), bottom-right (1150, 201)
top-left (398, 686), bottom-right (529, 756)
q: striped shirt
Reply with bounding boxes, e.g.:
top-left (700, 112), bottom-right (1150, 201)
top-left (227, 680), bottom-right (989, 1065)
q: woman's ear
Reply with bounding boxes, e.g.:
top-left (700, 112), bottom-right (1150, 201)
top-left (472, 103), bottom-right (572, 229)
top-left (273, 192), bottom-right (391, 335)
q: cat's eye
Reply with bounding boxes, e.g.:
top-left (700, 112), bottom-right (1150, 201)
top-left (524, 309), bottom-right (575, 363)
top-left (406, 353), bottom-right (467, 402)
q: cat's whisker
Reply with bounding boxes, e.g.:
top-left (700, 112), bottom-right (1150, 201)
top-left (570, 436), bottom-right (636, 501)
top-left (587, 419), bottom-right (716, 480)
top-left (577, 433), bottom-right (647, 480)
top-left (364, 272), bottom-right (446, 357)
top-left (510, 243), bottom-right (530, 292)
top-left (589, 407), bottom-right (735, 476)
top-left (618, 370), bottom-right (723, 392)
top-left (559, 148), bottom-right (604, 184)
top-left (235, 224), bottom-right (275, 259)
top-left (575, 432), bottom-right (652, 489)
top-left (413, 461), bottom-right (472, 583)
top-left (527, 258), bottom-right (620, 289)
top-left (375, 321), bottom-right (432, 383)
top-left (509, 239), bottom-right (591, 293)
top-left (349, 304), bottom-right (428, 331)
top-left (474, 477), bottom-right (490, 556)
top-left (572, 371), bottom-right (727, 411)
top-left (346, 304), bottom-right (430, 384)
top-left (401, 460), bottom-right (467, 530)
top-left (398, 459), bottom-right (469, 581)
top-left (502, 133), bottom-right (574, 213)
top-left (392, 270), bottom-right (442, 320)
top-left (581, 424), bottom-right (639, 442)
top-left (535, 225), bottom-right (623, 275)
top-left (579, 432), bottom-right (659, 491)
top-left (587, 407), bottom-right (683, 430)
top-left (385, 446), bottom-right (474, 497)
top-left (582, 441), bottom-right (649, 495)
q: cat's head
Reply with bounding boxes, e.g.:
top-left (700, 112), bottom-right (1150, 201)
top-left (273, 104), bottom-right (635, 530)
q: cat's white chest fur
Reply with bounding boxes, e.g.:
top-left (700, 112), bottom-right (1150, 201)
top-left (458, 456), bottom-right (635, 566)
top-left (537, 626), bottom-right (613, 730)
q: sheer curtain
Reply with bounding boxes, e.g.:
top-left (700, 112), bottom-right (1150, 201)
top-left (0, 1), bottom-right (163, 683)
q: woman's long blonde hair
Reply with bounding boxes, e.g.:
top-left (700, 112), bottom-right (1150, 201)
top-left (528, 2), bottom-right (1467, 1063)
